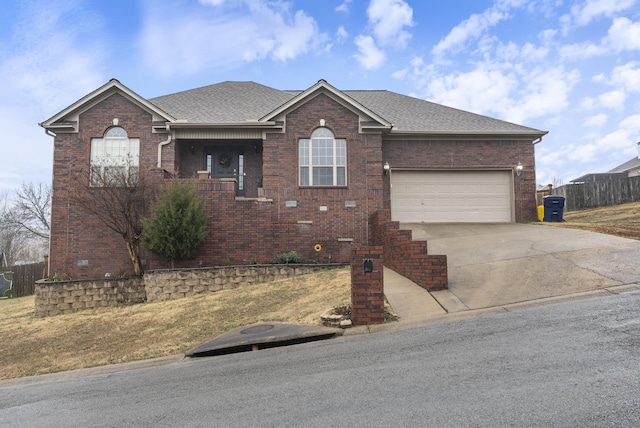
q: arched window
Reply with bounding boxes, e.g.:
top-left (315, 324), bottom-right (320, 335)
top-left (90, 127), bottom-right (140, 186)
top-left (299, 127), bottom-right (346, 186)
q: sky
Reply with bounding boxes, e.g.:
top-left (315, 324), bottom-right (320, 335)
top-left (1, 0), bottom-right (639, 194)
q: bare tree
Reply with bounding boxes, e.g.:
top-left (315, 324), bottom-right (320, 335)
top-left (69, 163), bottom-right (155, 276)
top-left (0, 191), bottom-right (30, 266)
top-left (3, 182), bottom-right (51, 240)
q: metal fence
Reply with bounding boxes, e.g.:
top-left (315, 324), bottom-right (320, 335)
top-left (553, 176), bottom-right (640, 211)
top-left (0, 262), bottom-right (45, 297)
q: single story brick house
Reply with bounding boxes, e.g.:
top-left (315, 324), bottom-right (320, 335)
top-left (40, 79), bottom-right (546, 279)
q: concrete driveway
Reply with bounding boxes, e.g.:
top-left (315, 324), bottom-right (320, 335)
top-left (402, 223), bottom-right (640, 311)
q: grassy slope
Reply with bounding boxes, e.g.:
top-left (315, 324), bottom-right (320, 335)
top-left (0, 268), bottom-right (350, 380)
top-left (542, 201), bottom-right (640, 240)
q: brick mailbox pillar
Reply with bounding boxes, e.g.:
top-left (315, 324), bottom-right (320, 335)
top-left (351, 246), bottom-right (385, 325)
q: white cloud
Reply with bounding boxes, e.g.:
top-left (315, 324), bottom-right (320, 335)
top-left (599, 90), bottom-right (626, 110)
top-left (558, 42), bottom-right (606, 60)
top-left (506, 68), bottom-right (578, 124)
top-left (432, 9), bottom-right (509, 56)
top-left (608, 62), bottom-right (640, 92)
top-left (137, 1), bottom-right (326, 76)
top-left (426, 67), bottom-right (517, 115)
top-left (581, 96), bottom-right (597, 109)
top-left (0, 2), bottom-right (105, 110)
top-left (568, 0), bottom-right (636, 28)
top-left (367, 0), bottom-right (414, 47)
top-left (353, 35), bottom-right (385, 69)
top-left (599, 128), bottom-right (636, 152)
top-left (423, 62), bottom-right (578, 125)
top-left (336, 0), bottom-right (352, 13)
top-left (271, 10), bottom-right (321, 61)
top-left (583, 113), bottom-right (608, 127)
top-left (619, 113), bottom-right (640, 131)
top-left (0, 0), bottom-right (106, 191)
top-left (431, 0), bottom-right (530, 57)
top-left (351, 0), bottom-right (413, 69)
top-left (605, 17), bottom-right (640, 51)
top-left (336, 26), bottom-right (349, 43)
top-left (392, 67), bottom-right (408, 80)
top-left (566, 114), bottom-right (640, 168)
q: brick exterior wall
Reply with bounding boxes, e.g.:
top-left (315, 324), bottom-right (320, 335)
top-left (370, 210), bottom-right (448, 291)
top-left (260, 93), bottom-right (385, 261)
top-left (49, 93), bottom-right (169, 280)
top-left (350, 246), bottom-right (385, 325)
top-left (47, 89), bottom-right (536, 279)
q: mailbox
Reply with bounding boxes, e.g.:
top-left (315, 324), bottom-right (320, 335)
top-left (363, 258), bottom-right (373, 273)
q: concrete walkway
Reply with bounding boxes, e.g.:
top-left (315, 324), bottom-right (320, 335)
top-left (382, 267), bottom-right (447, 323)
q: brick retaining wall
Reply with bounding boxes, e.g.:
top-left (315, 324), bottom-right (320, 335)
top-left (370, 210), bottom-right (448, 291)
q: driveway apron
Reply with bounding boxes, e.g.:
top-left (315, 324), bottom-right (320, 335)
top-left (402, 223), bottom-right (640, 311)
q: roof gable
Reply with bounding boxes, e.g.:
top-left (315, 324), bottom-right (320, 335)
top-left (40, 79), bottom-right (175, 132)
top-left (260, 79), bottom-right (393, 131)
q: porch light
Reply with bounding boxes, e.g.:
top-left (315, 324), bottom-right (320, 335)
top-left (383, 161), bottom-right (390, 176)
top-left (516, 162), bottom-right (523, 176)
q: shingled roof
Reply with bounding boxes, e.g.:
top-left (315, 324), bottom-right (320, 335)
top-left (149, 81), bottom-right (545, 136)
top-left (150, 81), bottom-right (293, 123)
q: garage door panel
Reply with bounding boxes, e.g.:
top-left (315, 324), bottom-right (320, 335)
top-left (391, 171), bottom-right (513, 223)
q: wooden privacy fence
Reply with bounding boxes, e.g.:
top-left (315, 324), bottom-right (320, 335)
top-left (0, 262), bottom-right (45, 297)
top-left (553, 176), bottom-right (640, 211)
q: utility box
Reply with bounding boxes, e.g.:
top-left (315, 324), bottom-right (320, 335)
top-left (543, 196), bottom-right (565, 222)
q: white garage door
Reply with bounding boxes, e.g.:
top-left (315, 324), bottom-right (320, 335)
top-left (391, 170), bottom-right (513, 223)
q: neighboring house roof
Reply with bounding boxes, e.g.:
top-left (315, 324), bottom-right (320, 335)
top-left (570, 172), bottom-right (627, 183)
top-left (571, 153), bottom-right (640, 183)
top-left (149, 80), bottom-right (546, 138)
top-left (608, 156), bottom-right (640, 174)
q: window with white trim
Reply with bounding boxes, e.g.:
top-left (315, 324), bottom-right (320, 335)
top-left (90, 127), bottom-right (140, 186)
top-left (299, 127), bottom-right (346, 186)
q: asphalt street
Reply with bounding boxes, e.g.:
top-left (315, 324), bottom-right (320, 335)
top-left (2, 289), bottom-right (639, 427)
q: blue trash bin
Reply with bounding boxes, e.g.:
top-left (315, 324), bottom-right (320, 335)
top-left (543, 196), bottom-right (565, 222)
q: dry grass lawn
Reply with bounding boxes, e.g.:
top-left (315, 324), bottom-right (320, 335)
top-left (542, 200), bottom-right (640, 240)
top-left (0, 267), bottom-right (350, 381)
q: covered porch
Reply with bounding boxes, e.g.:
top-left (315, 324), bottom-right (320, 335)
top-left (175, 139), bottom-right (264, 198)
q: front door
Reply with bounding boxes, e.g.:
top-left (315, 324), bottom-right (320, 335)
top-left (205, 147), bottom-right (244, 196)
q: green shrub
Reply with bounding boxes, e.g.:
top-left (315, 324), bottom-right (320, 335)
top-left (277, 251), bottom-right (301, 264)
top-left (142, 180), bottom-right (207, 267)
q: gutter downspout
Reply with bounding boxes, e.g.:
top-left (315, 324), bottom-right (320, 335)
top-left (157, 124), bottom-right (172, 169)
top-left (43, 127), bottom-right (56, 278)
top-left (532, 136), bottom-right (543, 144)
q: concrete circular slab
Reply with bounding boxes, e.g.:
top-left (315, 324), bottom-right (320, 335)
top-left (185, 322), bottom-right (344, 357)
